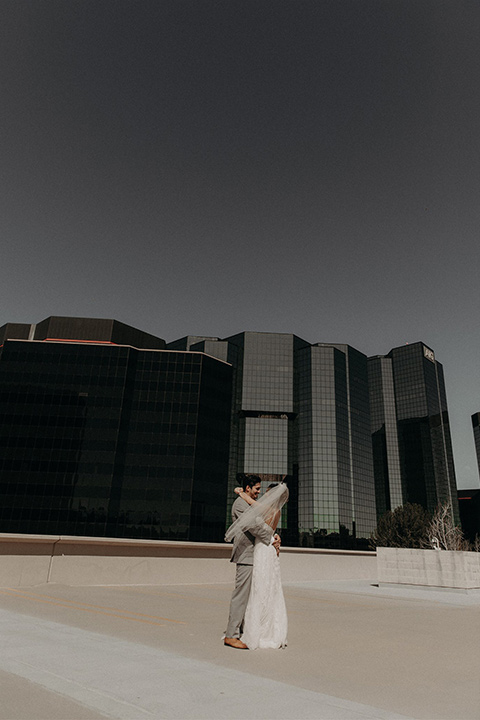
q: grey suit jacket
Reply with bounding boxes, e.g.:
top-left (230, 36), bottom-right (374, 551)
top-left (229, 496), bottom-right (274, 565)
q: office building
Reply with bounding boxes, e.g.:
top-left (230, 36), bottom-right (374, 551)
top-left (169, 332), bottom-right (377, 546)
top-left (368, 343), bottom-right (459, 524)
top-left (461, 414), bottom-right (480, 541)
top-left (1, 316), bottom-right (461, 545)
top-left (295, 343), bottom-right (376, 542)
top-left (0, 317), bottom-right (232, 541)
top-left (473, 412), bottom-right (480, 478)
top-left (457, 488), bottom-right (480, 544)
top-left (368, 356), bottom-right (404, 516)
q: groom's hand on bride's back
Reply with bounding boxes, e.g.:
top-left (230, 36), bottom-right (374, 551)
top-left (273, 533), bottom-right (281, 556)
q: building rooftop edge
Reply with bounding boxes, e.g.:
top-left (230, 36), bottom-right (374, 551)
top-left (1, 339), bottom-right (232, 365)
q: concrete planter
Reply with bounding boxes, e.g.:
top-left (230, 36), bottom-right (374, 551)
top-left (377, 546), bottom-right (480, 590)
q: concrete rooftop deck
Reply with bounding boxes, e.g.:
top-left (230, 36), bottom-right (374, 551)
top-left (0, 577), bottom-right (479, 720)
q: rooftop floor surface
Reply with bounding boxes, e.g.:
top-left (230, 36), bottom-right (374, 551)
top-left (0, 579), bottom-right (478, 720)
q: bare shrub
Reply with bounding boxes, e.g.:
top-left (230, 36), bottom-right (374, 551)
top-left (370, 504), bottom-right (431, 549)
top-left (426, 502), bottom-right (480, 551)
top-left (372, 501), bottom-right (480, 552)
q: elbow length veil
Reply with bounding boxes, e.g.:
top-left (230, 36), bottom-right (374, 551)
top-left (224, 483), bottom-right (289, 542)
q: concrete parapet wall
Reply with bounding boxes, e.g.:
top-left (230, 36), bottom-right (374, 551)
top-left (377, 547), bottom-right (480, 589)
top-left (0, 533), bottom-right (376, 587)
top-left (278, 546), bottom-right (376, 583)
top-left (0, 534), bottom-right (59, 587)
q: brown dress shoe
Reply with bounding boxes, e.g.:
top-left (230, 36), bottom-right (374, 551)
top-left (224, 637), bottom-right (248, 649)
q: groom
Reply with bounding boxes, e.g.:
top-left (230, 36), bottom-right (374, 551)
top-left (224, 474), bottom-right (281, 649)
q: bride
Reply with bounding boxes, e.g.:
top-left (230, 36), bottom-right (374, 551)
top-left (226, 482), bottom-right (289, 650)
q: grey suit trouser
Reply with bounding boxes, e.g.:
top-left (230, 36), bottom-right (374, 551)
top-left (225, 563), bottom-right (253, 639)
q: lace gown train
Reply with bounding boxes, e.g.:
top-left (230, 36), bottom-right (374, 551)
top-left (241, 537), bottom-right (287, 649)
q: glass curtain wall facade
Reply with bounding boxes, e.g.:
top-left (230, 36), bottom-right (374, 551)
top-left (296, 344), bottom-right (376, 543)
top-left (0, 338), bottom-right (232, 541)
top-left (370, 343), bottom-right (459, 524)
top-left (472, 413), bottom-right (480, 478)
top-left (457, 488), bottom-right (480, 543)
top-left (367, 356), bottom-right (404, 517)
top-left (171, 332), bottom-right (302, 542)
top-left (170, 332), bottom-right (378, 545)
top-left (237, 332), bottom-right (293, 473)
top-left (336, 345), bottom-right (377, 537)
top-left (296, 345), bottom-right (350, 536)
top-left (1, 316), bottom-right (461, 544)
top-left (222, 333), bottom-right (297, 541)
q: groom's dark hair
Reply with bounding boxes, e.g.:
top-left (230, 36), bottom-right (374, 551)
top-left (237, 473), bottom-right (261, 490)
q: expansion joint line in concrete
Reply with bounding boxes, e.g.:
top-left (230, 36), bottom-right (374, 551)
top-left (46, 537), bottom-right (60, 583)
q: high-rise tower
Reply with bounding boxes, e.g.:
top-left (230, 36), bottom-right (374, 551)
top-left (369, 343), bottom-right (459, 524)
top-left (169, 332), bottom-right (378, 544)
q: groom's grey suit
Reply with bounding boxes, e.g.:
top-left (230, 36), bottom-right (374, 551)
top-left (225, 496), bottom-right (274, 639)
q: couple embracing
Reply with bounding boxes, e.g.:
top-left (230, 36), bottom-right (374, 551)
top-left (224, 474), bottom-right (289, 650)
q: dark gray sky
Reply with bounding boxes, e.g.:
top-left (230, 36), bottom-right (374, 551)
top-left (1, 0), bottom-right (479, 488)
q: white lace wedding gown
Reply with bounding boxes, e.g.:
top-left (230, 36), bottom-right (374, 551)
top-left (241, 537), bottom-right (288, 649)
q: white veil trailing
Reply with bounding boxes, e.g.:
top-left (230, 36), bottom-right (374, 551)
top-left (224, 483), bottom-right (289, 542)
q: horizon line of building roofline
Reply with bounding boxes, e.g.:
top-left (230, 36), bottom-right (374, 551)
top-left (0, 316), bottom-right (432, 358)
top-left (1, 338), bottom-right (233, 365)
top-left (169, 332), bottom-right (428, 345)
